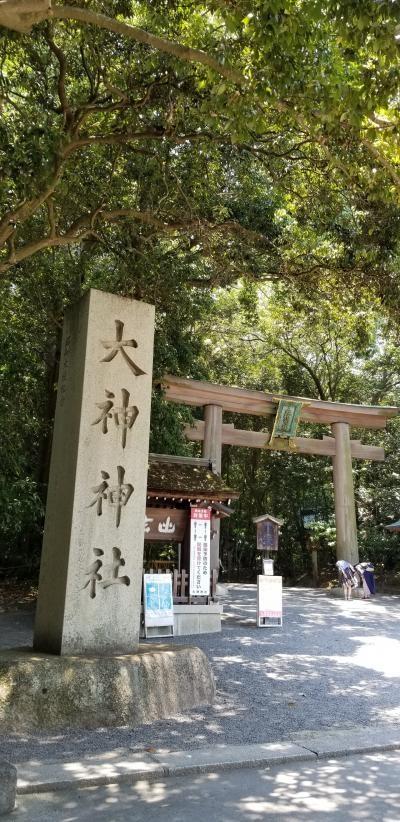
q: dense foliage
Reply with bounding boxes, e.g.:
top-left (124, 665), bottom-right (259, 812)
top-left (196, 283), bottom-right (400, 581)
top-left (1, 2), bottom-right (400, 581)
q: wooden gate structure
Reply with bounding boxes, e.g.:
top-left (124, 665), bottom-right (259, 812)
top-left (162, 375), bottom-right (400, 567)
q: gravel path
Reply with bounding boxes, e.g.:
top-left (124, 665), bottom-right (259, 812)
top-left (1, 585), bottom-right (400, 763)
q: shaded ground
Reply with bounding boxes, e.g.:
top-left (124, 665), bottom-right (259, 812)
top-left (0, 580), bottom-right (37, 612)
top-left (1, 585), bottom-right (400, 763)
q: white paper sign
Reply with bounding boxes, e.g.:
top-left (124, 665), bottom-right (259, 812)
top-left (189, 507), bottom-right (210, 597)
top-left (263, 558), bottom-right (274, 575)
top-left (257, 575), bottom-right (283, 627)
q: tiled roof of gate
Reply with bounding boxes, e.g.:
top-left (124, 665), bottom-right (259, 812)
top-left (147, 461), bottom-right (239, 500)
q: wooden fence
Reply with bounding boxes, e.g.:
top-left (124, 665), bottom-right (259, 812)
top-left (145, 567), bottom-right (218, 604)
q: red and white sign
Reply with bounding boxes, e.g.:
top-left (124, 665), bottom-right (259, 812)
top-left (189, 507), bottom-right (211, 597)
top-left (257, 575), bottom-right (283, 627)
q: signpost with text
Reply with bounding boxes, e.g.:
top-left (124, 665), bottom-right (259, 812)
top-left (189, 508), bottom-right (211, 598)
top-left (257, 576), bottom-right (283, 627)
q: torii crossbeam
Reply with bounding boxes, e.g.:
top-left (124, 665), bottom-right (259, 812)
top-left (162, 375), bottom-right (399, 567)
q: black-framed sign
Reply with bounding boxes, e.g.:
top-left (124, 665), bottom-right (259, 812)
top-left (256, 518), bottom-right (279, 552)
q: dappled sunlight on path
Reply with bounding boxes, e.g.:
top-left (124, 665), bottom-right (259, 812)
top-left (1, 585), bottom-right (400, 762)
top-left (15, 750), bottom-right (400, 820)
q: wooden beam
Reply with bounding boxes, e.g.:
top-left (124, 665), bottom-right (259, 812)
top-left (149, 453), bottom-right (214, 468)
top-left (163, 375), bottom-right (398, 429)
top-left (184, 421), bottom-right (385, 461)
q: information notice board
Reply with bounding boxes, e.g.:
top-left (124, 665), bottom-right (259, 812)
top-left (257, 519), bottom-right (279, 552)
top-left (143, 573), bottom-right (174, 638)
top-left (189, 507), bottom-right (211, 597)
top-left (257, 575), bottom-right (283, 627)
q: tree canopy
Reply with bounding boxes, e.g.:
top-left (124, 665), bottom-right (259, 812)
top-left (0, 1), bottom-right (399, 300)
top-left (1, 1), bottom-right (400, 582)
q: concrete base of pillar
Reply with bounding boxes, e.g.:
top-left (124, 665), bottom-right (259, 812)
top-left (0, 760), bottom-right (16, 816)
top-left (140, 604), bottom-right (223, 638)
top-left (173, 604), bottom-right (222, 636)
top-left (0, 645), bottom-right (215, 732)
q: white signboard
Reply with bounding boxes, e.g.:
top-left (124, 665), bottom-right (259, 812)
top-left (257, 575), bottom-right (283, 627)
top-left (189, 507), bottom-right (211, 597)
top-left (262, 558), bottom-right (274, 576)
top-left (143, 573), bottom-right (174, 637)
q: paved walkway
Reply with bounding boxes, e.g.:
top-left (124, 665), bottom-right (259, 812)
top-left (12, 749), bottom-right (400, 821)
top-left (1, 585), bottom-right (400, 762)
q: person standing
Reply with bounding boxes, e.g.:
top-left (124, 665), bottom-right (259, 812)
top-left (336, 559), bottom-right (358, 600)
top-left (355, 561), bottom-right (376, 599)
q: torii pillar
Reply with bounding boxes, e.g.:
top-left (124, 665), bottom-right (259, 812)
top-left (202, 405), bottom-right (223, 572)
top-left (332, 422), bottom-right (359, 565)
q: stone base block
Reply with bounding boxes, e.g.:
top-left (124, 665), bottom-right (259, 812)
top-left (0, 645), bottom-right (215, 732)
top-left (173, 604), bottom-right (222, 636)
top-left (0, 760), bottom-right (16, 816)
top-left (140, 603), bottom-right (223, 638)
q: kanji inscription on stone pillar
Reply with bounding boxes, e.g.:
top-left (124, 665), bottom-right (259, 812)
top-left (34, 289), bottom-right (155, 655)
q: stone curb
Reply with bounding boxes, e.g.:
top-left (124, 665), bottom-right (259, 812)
top-left (289, 726), bottom-right (400, 760)
top-left (153, 742), bottom-right (315, 778)
top-left (16, 743), bottom-right (315, 794)
top-left (15, 727), bottom-right (400, 796)
top-left (16, 751), bottom-right (164, 795)
top-left (0, 760), bottom-right (17, 816)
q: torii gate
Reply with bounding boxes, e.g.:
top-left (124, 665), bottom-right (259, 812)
top-left (162, 375), bottom-right (399, 569)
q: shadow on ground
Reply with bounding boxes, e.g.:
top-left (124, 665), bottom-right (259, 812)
top-left (14, 750), bottom-right (400, 821)
top-left (1, 586), bottom-right (400, 763)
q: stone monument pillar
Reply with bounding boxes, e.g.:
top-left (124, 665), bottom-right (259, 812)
top-left (34, 289), bottom-right (155, 655)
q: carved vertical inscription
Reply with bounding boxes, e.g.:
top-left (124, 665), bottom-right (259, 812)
top-left (87, 466), bottom-right (133, 527)
top-left (101, 319), bottom-right (146, 376)
top-left (92, 388), bottom-right (139, 448)
top-left (83, 314), bottom-right (146, 603)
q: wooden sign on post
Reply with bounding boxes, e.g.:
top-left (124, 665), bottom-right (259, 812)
top-left (253, 514), bottom-right (283, 557)
top-left (257, 519), bottom-right (279, 552)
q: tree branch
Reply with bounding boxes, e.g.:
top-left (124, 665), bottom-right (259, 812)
top-left (277, 343), bottom-right (327, 400)
top-left (0, 162), bottom-right (64, 247)
top-left (0, 224), bottom-right (96, 274)
top-left (61, 127), bottom-right (237, 157)
top-left (0, 206), bottom-right (275, 276)
top-left (3, 2), bottom-right (399, 195)
top-left (0, 2), bottom-right (244, 85)
top-left (51, 5), bottom-right (245, 86)
top-left (46, 198), bottom-right (56, 237)
top-left (44, 25), bottom-right (70, 126)
top-left (99, 209), bottom-right (275, 248)
top-left (361, 136), bottom-right (400, 190)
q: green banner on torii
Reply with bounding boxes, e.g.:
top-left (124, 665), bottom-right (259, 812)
top-left (268, 399), bottom-right (304, 448)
